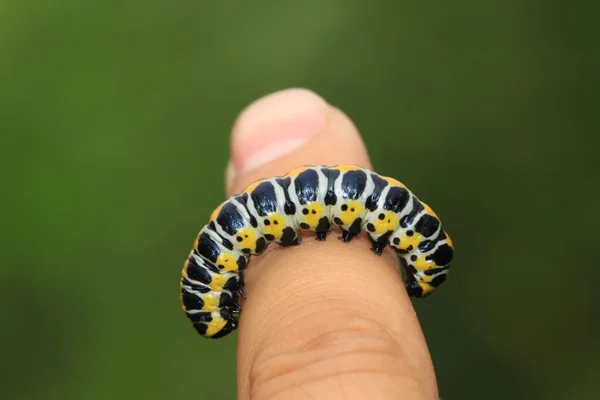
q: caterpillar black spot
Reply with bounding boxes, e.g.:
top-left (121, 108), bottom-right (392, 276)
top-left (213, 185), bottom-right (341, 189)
top-left (180, 165), bottom-right (454, 338)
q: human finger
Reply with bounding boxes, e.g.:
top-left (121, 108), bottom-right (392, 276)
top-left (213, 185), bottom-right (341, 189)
top-left (228, 88), bottom-right (438, 400)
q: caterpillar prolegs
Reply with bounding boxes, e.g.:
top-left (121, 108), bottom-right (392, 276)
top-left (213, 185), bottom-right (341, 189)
top-left (180, 165), bottom-right (454, 338)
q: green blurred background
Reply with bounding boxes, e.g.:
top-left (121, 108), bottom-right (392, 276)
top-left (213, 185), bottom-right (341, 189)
top-left (2, 1), bottom-right (598, 399)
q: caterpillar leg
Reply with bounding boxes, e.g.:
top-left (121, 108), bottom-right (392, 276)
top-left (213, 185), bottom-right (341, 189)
top-left (369, 239), bottom-right (386, 256)
top-left (237, 270), bottom-right (246, 299)
top-left (316, 231), bottom-right (328, 241)
top-left (230, 306), bottom-right (241, 320)
top-left (278, 227), bottom-right (302, 246)
top-left (338, 230), bottom-right (356, 243)
top-left (278, 237), bottom-right (302, 246)
top-left (279, 238), bottom-right (301, 246)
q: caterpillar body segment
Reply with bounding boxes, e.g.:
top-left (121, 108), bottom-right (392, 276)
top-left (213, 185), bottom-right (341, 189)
top-left (180, 165), bottom-right (454, 338)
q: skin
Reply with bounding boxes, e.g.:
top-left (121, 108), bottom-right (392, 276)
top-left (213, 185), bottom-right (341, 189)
top-left (227, 88), bottom-right (438, 400)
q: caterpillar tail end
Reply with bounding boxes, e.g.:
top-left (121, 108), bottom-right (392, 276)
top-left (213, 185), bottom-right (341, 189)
top-left (194, 318), bottom-right (239, 339)
top-left (404, 280), bottom-right (433, 298)
top-left (404, 273), bottom-right (448, 298)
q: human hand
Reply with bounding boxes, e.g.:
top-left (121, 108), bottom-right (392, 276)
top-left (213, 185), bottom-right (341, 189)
top-left (227, 89), bottom-right (438, 400)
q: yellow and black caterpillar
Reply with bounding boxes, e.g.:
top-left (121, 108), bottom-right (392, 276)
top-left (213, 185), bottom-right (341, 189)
top-left (180, 165), bottom-right (454, 338)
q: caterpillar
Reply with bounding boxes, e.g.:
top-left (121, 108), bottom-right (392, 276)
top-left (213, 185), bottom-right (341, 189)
top-left (180, 165), bottom-right (454, 339)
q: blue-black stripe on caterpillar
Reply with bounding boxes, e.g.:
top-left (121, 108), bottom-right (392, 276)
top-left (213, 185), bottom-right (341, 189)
top-left (180, 165), bottom-right (454, 338)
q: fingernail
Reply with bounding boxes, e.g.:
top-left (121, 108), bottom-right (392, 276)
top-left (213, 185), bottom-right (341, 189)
top-left (231, 88), bottom-right (329, 175)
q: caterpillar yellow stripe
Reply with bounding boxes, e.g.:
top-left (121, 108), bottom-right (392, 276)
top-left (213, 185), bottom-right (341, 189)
top-left (180, 165), bottom-right (454, 338)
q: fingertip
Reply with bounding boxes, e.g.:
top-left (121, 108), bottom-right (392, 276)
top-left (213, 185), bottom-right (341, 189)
top-left (230, 88), bottom-right (329, 176)
top-left (226, 90), bottom-right (372, 196)
top-left (223, 91), bottom-right (435, 400)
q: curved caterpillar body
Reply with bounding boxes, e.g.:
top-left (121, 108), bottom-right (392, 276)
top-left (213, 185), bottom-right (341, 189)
top-left (180, 165), bottom-right (454, 338)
